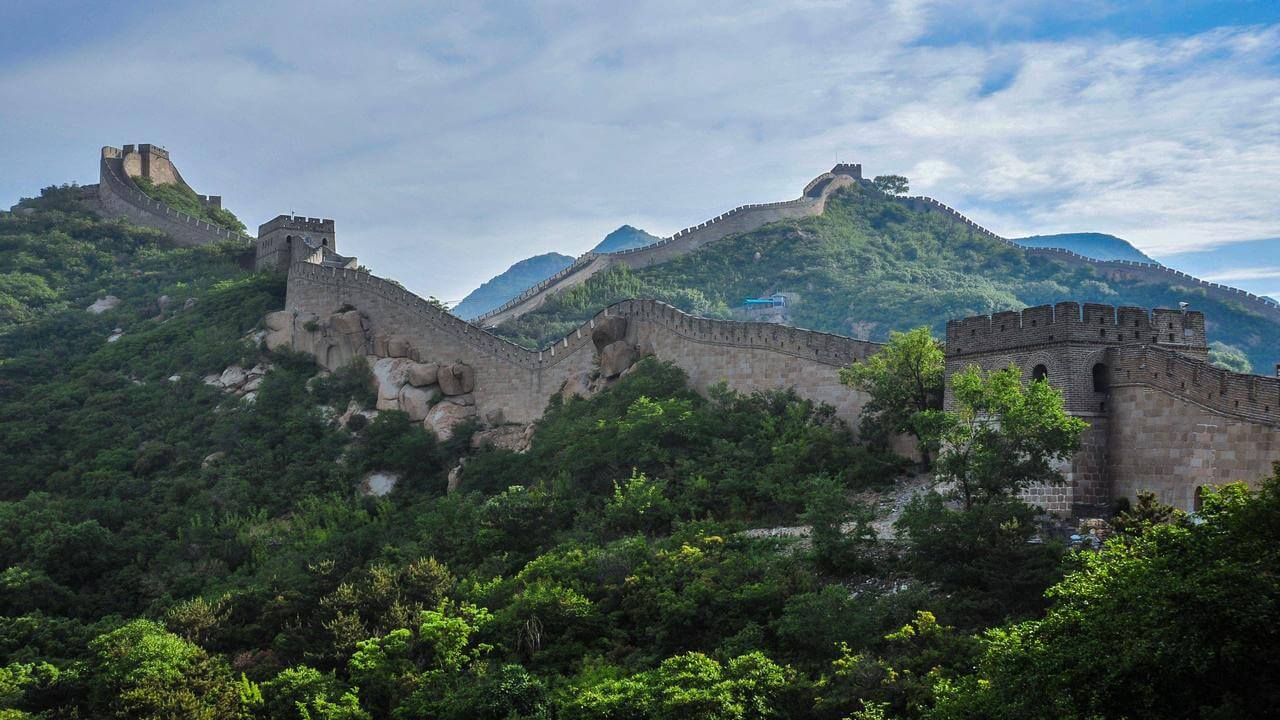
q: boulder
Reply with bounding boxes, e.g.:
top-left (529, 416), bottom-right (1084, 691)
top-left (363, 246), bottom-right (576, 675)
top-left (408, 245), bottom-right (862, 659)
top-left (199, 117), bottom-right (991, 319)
top-left (201, 451), bottom-right (226, 468)
top-left (86, 295), bottom-right (121, 315)
top-left (183, 297), bottom-right (198, 310)
top-left (329, 309), bottom-right (363, 336)
top-left (437, 363), bottom-right (475, 396)
top-left (470, 424), bottom-right (532, 453)
top-left (599, 340), bottom-right (637, 378)
top-left (371, 357), bottom-right (413, 402)
top-left (264, 329), bottom-right (292, 352)
top-left (106, 328), bottom-right (124, 343)
top-left (386, 335), bottom-right (414, 358)
top-left (406, 362), bottom-right (439, 387)
top-left (424, 400), bottom-right (475, 440)
top-left (447, 393), bottom-right (475, 407)
top-left (558, 371), bottom-right (594, 401)
top-left (360, 471), bottom-right (400, 497)
top-left (219, 365), bottom-right (248, 389)
top-left (264, 310), bottom-right (292, 332)
top-left (156, 295), bottom-right (172, 312)
top-left (592, 315), bottom-right (628, 351)
top-left (447, 462), bottom-right (466, 493)
top-left (398, 384), bottom-right (440, 421)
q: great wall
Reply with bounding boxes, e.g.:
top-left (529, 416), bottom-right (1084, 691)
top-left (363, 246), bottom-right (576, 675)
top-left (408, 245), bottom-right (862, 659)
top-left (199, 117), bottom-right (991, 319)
top-left (78, 144), bottom-right (1280, 517)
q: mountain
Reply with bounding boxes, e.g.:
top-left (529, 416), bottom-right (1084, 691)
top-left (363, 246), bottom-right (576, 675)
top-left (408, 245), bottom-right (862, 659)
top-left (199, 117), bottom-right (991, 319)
top-left (452, 225), bottom-right (661, 319)
top-left (592, 224), bottom-right (661, 253)
top-left (450, 251), bottom-right (573, 319)
top-left (493, 184), bottom-right (1280, 372)
top-left (1011, 232), bottom-right (1156, 263)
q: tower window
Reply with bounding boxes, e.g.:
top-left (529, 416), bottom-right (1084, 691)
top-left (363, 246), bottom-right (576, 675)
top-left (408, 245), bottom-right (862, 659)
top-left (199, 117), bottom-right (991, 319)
top-left (1032, 364), bottom-right (1048, 382)
top-left (1092, 363), bottom-right (1110, 392)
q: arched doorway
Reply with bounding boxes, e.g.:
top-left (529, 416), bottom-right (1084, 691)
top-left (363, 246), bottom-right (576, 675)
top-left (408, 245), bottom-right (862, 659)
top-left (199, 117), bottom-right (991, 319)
top-left (1092, 363), bottom-right (1110, 393)
top-left (1032, 364), bottom-right (1049, 382)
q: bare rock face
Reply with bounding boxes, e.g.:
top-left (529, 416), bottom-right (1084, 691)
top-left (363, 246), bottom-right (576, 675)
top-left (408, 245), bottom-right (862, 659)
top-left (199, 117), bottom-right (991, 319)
top-left (219, 365), bottom-right (248, 389)
top-left (329, 310), bottom-right (363, 336)
top-left (156, 295), bottom-right (172, 312)
top-left (398, 384), bottom-right (440, 421)
top-left (87, 295), bottom-right (121, 315)
top-left (470, 424), bottom-right (533, 453)
top-left (592, 316), bottom-right (628, 351)
top-left (406, 362), bottom-right (439, 387)
top-left (425, 400), bottom-right (475, 440)
top-left (264, 310), bottom-right (292, 332)
top-left (447, 462), bottom-right (466, 493)
top-left (386, 336), bottom-right (415, 359)
top-left (372, 357), bottom-right (413, 410)
top-left (201, 451), bottom-right (226, 468)
top-left (559, 371), bottom-right (594, 401)
top-left (599, 340), bottom-right (638, 378)
top-left (360, 471), bottom-right (400, 497)
top-left (438, 363), bottom-right (475, 396)
top-left (265, 329), bottom-right (293, 352)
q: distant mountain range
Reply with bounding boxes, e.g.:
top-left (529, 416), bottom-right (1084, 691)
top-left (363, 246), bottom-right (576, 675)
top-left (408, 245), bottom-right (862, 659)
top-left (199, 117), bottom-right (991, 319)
top-left (452, 225), bottom-right (663, 319)
top-left (1011, 233), bottom-right (1156, 264)
top-left (1156, 237), bottom-right (1280, 304)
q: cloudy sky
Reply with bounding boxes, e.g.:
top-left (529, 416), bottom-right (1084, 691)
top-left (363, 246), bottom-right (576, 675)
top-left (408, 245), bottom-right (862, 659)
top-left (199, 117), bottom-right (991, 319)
top-left (2, 0), bottom-right (1279, 302)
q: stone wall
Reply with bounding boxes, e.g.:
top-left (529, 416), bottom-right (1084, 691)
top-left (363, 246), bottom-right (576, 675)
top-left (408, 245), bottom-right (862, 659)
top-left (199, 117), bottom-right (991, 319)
top-left (475, 167), bottom-right (861, 327)
top-left (285, 262), bottom-right (886, 432)
top-left (96, 146), bottom-right (251, 248)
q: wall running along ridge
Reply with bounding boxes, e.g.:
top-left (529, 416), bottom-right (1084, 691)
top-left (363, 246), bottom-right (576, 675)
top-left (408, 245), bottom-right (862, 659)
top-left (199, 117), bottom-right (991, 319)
top-left (285, 260), bottom-right (886, 431)
top-left (91, 146), bottom-right (252, 248)
top-left (473, 168), bottom-right (861, 326)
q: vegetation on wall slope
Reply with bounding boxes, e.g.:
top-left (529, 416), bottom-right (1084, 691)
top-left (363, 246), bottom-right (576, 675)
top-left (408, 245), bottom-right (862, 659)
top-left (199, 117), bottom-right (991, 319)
top-left (495, 184), bottom-right (1280, 373)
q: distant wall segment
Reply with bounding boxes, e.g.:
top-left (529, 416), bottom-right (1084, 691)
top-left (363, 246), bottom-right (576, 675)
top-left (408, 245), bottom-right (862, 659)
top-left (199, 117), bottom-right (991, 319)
top-left (94, 145), bottom-right (250, 248)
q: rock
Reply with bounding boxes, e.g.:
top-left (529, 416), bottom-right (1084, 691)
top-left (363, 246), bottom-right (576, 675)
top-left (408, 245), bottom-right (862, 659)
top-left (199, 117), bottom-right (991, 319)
top-left (202, 373), bottom-right (223, 387)
top-left (183, 297), bottom-right (198, 310)
top-left (558, 371), bottom-right (594, 401)
top-left (86, 295), bottom-right (121, 314)
top-left (424, 400), bottom-right (475, 440)
top-left (241, 391), bottom-right (258, 405)
top-left (156, 295), bottom-right (172, 312)
top-left (330, 310), bottom-right (364, 336)
top-left (167, 374), bottom-right (182, 383)
top-left (248, 363), bottom-right (269, 378)
top-left (448, 393), bottom-right (475, 407)
top-left (406, 362), bottom-right (439, 387)
top-left (242, 376), bottom-right (263, 393)
top-left (484, 407), bottom-right (505, 425)
top-left (592, 315), bottom-right (628, 351)
top-left (219, 365), bottom-right (247, 389)
top-left (386, 336), bottom-right (414, 358)
top-left (106, 328), bottom-right (124, 343)
top-left (360, 471), bottom-right (400, 497)
top-left (265, 329), bottom-right (292, 352)
top-left (371, 357), bottom-right (412, 404)
top-left (437, 363), bottom-right (475, 396)
top-left (264, 310), bottom-right (292, 332)
top-left (446, 462), bottom-right (466, 493)
top-left (470, 424), bottom-right (532, 453)
top-left (398, 384), bottom-right (440, 421)
top-left (338, 400), bottom-right (378, 429)
top-left (201, 451), bottom-right (226, 468)
top-left (599, 340), bottom-right (637, 378)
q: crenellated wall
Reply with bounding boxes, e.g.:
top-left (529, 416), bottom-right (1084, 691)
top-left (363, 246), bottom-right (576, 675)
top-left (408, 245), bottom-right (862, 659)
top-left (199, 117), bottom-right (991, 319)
top-left (95, 146), bottom-right (251, 247)
top-left (285, 261), bottom-right (885, 430)
top-left (474, 167), bottom-right (861, 326)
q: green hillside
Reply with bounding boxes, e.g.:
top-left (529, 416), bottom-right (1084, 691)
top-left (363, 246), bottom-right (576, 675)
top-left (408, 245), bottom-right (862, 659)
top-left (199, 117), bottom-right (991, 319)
top-left (451, 252), bottom-right (574, 320)
top-left (1011, 232), bottom-right (1155, 263)
top-left (495, 184), bottom-right (1280, 371)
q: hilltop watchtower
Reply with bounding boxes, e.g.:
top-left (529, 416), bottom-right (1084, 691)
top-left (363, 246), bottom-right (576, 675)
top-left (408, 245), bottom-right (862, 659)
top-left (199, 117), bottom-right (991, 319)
top-left (255, 215), bottom-right (354, 271)
top-left (945, 302), bottom-right (1209, 515)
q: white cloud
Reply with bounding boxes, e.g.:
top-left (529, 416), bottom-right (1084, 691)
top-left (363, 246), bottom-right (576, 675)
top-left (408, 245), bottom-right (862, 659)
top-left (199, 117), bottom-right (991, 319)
top-left (0, 3), bottom-right (1278, 300)
top-left (1201, 267), bottom-right (1280, 283)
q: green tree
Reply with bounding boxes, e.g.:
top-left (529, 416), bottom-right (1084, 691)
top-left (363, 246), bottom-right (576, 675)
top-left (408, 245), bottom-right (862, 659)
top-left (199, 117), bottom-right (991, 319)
top-left (932, 365), bottom-right (1087, 510)
top-left (872, 175), bottom-right (910, 195)
top-left (930, 470), bottom-right (1280, 720)
top-left (261, 666), bottom-right (368, 720)
top-left (839, 327), bottom-right (944, 466)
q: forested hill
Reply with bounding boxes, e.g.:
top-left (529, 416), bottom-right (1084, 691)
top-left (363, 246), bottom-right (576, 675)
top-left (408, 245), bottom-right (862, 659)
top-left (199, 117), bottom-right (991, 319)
top-left (1011, 232), bottom-right (1156, 263)
top-left (2, 184), bottom-right (1278, 718)
top-left (451, 252), bottom-right (574, 320)
top-left (494, 184), bottom-right (1280, 372)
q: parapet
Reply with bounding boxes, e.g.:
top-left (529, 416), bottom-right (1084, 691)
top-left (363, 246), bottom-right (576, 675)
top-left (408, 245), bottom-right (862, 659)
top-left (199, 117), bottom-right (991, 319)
top-left (831, 163), bottom-right (863, 180)
top-left (946, 303), bottom-right (1208, 357)
top-left (259, 214), bottom-right (336, 235)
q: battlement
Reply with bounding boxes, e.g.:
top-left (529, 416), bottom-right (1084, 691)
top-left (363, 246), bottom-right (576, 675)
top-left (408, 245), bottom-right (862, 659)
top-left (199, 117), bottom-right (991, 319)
top-left (831, 163), bottom-right (863, 180)
top-left (946, 303), bottom-right (1207, 357)
top-left (259, 214), bottom-right (335, 234)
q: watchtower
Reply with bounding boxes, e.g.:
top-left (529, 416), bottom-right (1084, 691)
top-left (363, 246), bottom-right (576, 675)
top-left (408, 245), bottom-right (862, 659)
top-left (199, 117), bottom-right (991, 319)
top-left (255, 215), bottom-right (338, 271)
top-left (944, 302), bottom-right (1208, 515)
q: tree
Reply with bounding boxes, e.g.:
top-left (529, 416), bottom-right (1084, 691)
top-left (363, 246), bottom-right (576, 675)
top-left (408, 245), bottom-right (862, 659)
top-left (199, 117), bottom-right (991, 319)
top-left (930, 470), bottom-right (1280, 719)
top-left (932, 365), bottom-right (1087, 510)
top-left (872, 175), bottom-right (909, 195)
top-left (839, 327), bottom-right (945, 467)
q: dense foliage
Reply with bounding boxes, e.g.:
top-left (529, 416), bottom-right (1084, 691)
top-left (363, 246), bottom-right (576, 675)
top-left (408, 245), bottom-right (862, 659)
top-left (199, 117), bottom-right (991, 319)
top-left (1, 186), bottom-right (1276, 719)
top-left (495, 184), bottom-right (1280, 372)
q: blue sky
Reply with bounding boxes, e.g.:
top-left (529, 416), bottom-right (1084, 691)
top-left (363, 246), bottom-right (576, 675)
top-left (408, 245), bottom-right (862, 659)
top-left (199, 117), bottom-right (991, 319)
top-left (2, 0), bottom-right (1279, 301)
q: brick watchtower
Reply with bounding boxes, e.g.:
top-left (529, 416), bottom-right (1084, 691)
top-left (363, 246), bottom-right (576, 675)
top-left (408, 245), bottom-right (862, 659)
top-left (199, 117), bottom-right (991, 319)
top-left (945, 302), bottom-right (1208, 515)
top-left (255, 215), bottom-right (339, 271)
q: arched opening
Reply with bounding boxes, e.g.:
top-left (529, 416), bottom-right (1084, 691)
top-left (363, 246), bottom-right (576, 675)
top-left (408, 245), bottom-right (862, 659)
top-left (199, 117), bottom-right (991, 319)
top-left (1031, 364), bottom-right (1048, 382)
top-left (1193, 486), bottom-right (1205, 513)
top-left (1092, 363), bottom-right (1110, 392)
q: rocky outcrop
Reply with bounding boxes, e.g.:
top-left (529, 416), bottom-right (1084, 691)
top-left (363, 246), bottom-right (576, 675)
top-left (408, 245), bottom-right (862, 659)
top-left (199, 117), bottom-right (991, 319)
top-left (406, 362), bottom-right (439, 387)
top-left (599, 340), bottom-right (637, 378)
top-left (425, 399), bottom-right (476, 440)
top-left (87, 296), bottom-right (121, 314)
top-left (437, 363), bottom-right (475, 396)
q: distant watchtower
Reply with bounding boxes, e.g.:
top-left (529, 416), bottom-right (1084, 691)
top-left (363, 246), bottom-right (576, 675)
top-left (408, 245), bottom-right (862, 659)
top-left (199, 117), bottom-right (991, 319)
top-left (255, 215), bottom-right (352, 271)
top-left (945, 302), bottom-right (1208, 515)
